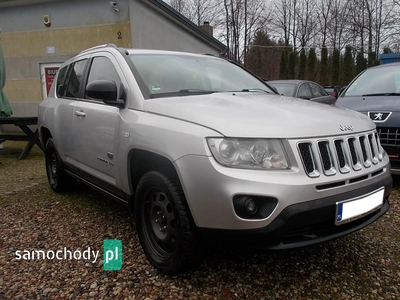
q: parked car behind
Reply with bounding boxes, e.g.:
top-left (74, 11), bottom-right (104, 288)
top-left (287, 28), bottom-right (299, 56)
top-left (336, 62), bottom-right (400, 174)
top-left (267, 79), bottom-right (337, 105)
top-left (39, 44), bottom-right (392, 275)
top-left (324, 85), bottom-right (341, 98)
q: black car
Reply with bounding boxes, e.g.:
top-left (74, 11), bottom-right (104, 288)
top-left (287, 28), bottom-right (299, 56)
top-left (335, 62), bottom-right (400, 174)
top-left (267, 80), bottom-right (337, 105)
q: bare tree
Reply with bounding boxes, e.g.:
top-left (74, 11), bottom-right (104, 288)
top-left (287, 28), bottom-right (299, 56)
top-left (317, 0), bottom-right (333, 47)
top-left (295, 0), bottom-right (319, 49)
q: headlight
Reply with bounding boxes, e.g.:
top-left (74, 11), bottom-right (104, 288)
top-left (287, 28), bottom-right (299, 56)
top-left (207, 138), bottom-right (289, 170)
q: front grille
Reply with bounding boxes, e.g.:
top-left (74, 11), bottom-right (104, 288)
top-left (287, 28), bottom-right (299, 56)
top-left (318, 141), bottom-right (335, 175)
top-left (377, 127), bottom-right (400, 145)
top-left (298, 130), bottom-right (383, 178)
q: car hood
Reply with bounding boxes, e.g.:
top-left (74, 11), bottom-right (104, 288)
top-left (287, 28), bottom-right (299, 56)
top-left (336, 95), bottom-right (400, 127)
top-left (336, 95), bottom-right (400, 112)
top-left (143, 92), bottom-right (375, 138)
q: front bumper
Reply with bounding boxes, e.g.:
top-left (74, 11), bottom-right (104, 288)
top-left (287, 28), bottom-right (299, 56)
top-left (175, 151), bottom-right (391, 231)
top-left (381, 144), bottom-right (400, 174)
top-left (199, 175), bottom-right (391, 249)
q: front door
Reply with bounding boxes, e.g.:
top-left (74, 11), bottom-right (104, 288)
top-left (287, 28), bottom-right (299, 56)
top-left (72, 54), bottom-right (125, 188)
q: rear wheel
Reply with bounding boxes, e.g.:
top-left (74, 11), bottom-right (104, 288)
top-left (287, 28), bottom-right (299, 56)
top-left (134, 170), bottom-right (200, 275)
top-left (45, 138), bottom-right (75, 192)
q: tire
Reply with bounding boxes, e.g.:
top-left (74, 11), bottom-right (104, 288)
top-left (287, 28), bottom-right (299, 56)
top-left (134, 170), bottom-right (201, 275)
top-left (45, 138), bottom-right (75, 193)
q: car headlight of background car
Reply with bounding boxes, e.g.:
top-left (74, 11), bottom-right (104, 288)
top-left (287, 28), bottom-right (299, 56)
top-left (207, 138), bottom-right (289, 170)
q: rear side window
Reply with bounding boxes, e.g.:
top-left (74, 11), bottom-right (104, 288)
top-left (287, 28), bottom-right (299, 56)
top-left (65, 59), bottom-right (87, 98)
top-left (56, 66), bottom-right (69, 97)
top-left (298, 83), bottom-right (312, 99)
top-left (310, 83), bottom-right (328, 97)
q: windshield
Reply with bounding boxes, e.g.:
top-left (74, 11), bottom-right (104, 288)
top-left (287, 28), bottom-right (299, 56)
top-left (344, 64), bottom-right (400, 97)
top-left (128, 53), bottom-right (275, 99)
top-left (268, 83), bottom-right (296, 97)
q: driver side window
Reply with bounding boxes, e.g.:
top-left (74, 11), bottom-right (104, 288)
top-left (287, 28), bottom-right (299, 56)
top-left (87, 56), bottom-right (122, 99)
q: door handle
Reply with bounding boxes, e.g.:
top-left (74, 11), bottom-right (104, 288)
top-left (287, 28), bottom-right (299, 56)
top-left (74, 110), bottom-right (86, 117)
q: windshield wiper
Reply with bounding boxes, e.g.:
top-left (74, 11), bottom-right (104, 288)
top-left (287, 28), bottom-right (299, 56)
top-left (241, 88), bottom-right (273, 94)
top-left (362, 93), bottom-right (400, 96)
top-left (178, 89), bottom-right (215, 94)
top-left (150, 89), bottom-right (215, 99)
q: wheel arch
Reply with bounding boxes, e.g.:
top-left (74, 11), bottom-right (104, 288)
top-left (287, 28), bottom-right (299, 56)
top-left (128, 149), bottom-right (181, 213)
top-left (40, 127), bottom-right (52, 150)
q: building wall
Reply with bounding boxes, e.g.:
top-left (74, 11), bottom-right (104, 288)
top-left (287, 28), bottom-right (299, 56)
top-left (0, 0), bottom-right (131, 119)
top-left (0, 0), bottom-right (221, 123)
top-left (130, 0), bottom-right (220, 54)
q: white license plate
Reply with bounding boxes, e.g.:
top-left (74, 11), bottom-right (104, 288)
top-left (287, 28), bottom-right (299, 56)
top-left (335, 188), bottom-right (384, 225)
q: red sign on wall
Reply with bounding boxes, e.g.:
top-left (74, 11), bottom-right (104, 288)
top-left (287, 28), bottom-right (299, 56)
top-left (45, 67), bottom-right (59, 95)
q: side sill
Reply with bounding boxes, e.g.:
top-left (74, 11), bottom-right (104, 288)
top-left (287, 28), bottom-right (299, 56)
top-left (65, 170), bottom-right (131, 208)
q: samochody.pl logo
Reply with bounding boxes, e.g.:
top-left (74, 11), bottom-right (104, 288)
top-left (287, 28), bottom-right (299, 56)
top-left (14, 239), bottom-right (123, 271)
top-left (103, 239), bottom-right (122, 271)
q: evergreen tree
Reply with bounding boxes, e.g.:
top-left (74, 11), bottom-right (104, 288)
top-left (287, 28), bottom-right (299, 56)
top-left (383, 47), bottom-right (393, 54)
top-left (307, 48), bottom-right (317, 81)
top-left (298, 48), bottom-right (307, 79)
top-left (320, 46), bottom-right (328, 85)
top-left (342, 45), bottom-right (354, 86)
top-left (279, 51), bottom-right (288, 79)
top-left (244, 30), bottom-right (283, 79)
top-left (288, 50), bottom-right (297, 79)
top-left (355, 51), bottom-right (366, 75)
top-left (368, 52), bottom-right (379, 67)
top-left (331, 48), bottom-right (340, 85)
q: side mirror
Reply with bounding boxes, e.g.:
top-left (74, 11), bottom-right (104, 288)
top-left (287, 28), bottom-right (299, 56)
top-left (86, 80), bottom-right (125, 107)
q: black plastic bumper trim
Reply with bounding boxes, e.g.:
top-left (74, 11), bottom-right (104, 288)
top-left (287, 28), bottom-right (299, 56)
top-left (199, 175), bottom-right (392, 250)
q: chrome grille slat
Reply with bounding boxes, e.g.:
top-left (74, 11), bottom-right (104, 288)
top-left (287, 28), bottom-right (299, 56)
top-left (334, 139), bottom-right (350, 173)
top-left (317, 141), bottom-right (336, 175)
top-left (368, 134), bottom-right (379, 164)
top-left (359, 136), bottom-right (371, 168)
top-left (298, 130), bottom-right (383, 178)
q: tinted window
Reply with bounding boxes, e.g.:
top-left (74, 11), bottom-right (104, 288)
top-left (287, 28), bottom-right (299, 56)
top-left (298, 83), bottom-right (312, 99)
top-left (87, 57), bottom-right (122, 97)
top-left (268, 83), bottom-right (296, 97)
top-left (65, 59), bottom-right (87, 98)
top-left (56, 65), bottom-right (69, 97)
top-left (309, 83), bottom-right (327, 97)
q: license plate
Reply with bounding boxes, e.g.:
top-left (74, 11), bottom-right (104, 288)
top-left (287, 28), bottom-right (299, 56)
top-left (335, 188), bottom-right (384, 225)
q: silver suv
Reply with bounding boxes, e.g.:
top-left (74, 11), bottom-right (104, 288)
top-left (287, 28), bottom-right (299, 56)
top-left (38, 44), bottom-right (392, 275)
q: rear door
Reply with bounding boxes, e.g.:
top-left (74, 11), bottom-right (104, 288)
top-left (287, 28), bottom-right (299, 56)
top-left (72, 52), bottom-right (125, 190)
top-left (51, 58), bottom-right (89, 161)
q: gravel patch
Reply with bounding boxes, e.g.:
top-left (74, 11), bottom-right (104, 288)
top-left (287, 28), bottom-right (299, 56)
top-left (0, 142), bottom-right (399, 299)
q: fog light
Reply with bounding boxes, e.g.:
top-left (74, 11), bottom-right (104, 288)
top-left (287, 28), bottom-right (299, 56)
top-left (234, 196), bottom-right (259, 218)
top-left (245, 198), bottom-right (257, 214)
top-left (233, 195), bottom-right (278, 220)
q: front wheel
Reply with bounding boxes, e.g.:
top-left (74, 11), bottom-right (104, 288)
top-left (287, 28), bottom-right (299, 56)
top-left (45, 138), bottom-right (75, 193)
top-left (134, 170), bottom-right (201, 275)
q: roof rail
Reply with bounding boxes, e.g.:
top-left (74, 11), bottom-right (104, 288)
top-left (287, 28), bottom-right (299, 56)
top-left (79, 43), bottom-right (118, 54)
